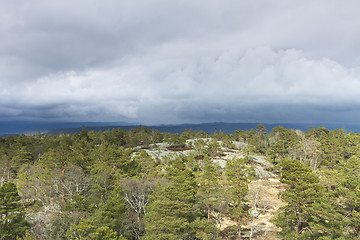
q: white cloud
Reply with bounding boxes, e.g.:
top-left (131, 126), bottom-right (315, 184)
top-left (3, 45), bottom-right (359, 123)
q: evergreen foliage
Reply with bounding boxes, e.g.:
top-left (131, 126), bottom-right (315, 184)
top-left (0, 182), bottom-right (28, 239)
top-left (143, 158), bottom-right (197, 239)
top-left (226, 158), bottom-right (254, 238)
top-left (274, 158), bottom-right (345, 239)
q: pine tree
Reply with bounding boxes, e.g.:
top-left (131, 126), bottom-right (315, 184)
top-left (143, 157), bottom-right (218, 239)
top-left (143, 158), bottom-right (197, 240)
top-left (199, 156), bottom-right (220, 221)
top-left (66, 218), bottom-right (126, 240)
top-left (0, 182), bottom-right (29, 239)
top-left (337, 155), bottom-right (360, 238)
top-left (274, 158), bottom-right (336, 239)
top-left (226, 158), bottom-right (253, 239)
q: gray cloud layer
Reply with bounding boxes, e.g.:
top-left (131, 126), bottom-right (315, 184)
top-left (1, 0), bottom-right (360, 124)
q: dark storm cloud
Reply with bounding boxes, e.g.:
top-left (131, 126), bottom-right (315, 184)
top-left (1, 0), bottom-right (360, 123)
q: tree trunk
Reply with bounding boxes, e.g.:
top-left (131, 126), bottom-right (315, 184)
top-left (238, 217), bottom-right (242, 239)
top-left (207, 204), bottom-right (210, 220)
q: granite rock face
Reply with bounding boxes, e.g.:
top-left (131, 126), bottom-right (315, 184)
top-left (137, 139), bottom-right (275, 179)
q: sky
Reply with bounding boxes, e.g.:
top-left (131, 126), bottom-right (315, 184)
top-left (1, 0), bottom-right (360, 125)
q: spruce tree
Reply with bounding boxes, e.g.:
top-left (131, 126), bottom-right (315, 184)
top-left (0, 182), bottom-right (28, 239)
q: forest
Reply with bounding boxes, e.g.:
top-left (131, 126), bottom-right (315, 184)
top-left (1, 124), bottom-right (360, 239)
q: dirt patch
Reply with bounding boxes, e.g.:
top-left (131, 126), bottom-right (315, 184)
top-left (217, 178), bottom-right (285, 239)
top-left (245, 178), bottom-right (286, 240)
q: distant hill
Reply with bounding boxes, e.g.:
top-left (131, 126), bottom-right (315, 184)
top-left (45, 122), bottom-right (299, 135)
top-left (0, 121), bottom-right (132, 137)
top-left (2, 121), bottom-right (360, 137)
